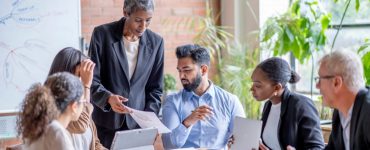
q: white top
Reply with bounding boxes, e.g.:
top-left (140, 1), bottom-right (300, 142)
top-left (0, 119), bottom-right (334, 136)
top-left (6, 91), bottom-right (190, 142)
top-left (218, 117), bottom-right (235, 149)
top-left (123, 37), bottom-right (139, 80)
top-left (23, 120), bottom-right (75, 150)
top-left (339, 104), bottom-right (354, 150)
top-left (262, 102), bottom-right (281, 150)
top-left (71, 126), bottom-right (93, 150)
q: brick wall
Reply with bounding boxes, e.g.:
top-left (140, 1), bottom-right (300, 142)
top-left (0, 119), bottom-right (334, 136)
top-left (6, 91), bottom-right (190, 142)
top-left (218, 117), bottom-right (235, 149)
top-left (81, 0), bottom-right (213, 89)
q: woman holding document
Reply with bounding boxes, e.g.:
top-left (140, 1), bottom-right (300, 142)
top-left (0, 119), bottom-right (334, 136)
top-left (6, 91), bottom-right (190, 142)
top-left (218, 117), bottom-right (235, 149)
top-left (250, 57), bottom-right (324, 150)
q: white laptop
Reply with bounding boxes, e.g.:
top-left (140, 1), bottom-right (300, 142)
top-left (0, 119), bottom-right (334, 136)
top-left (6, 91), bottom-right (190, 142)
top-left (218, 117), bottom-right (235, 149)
top-left (231, 116), bottom-right (262, 150)
top-left (111, 128), bottom-right (158, 150)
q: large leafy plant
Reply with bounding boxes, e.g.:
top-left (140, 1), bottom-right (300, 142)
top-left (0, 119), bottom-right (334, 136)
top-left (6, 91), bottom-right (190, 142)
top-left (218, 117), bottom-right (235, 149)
top-left (220, 43), bottom-right (261, 119)
top-left (260, 0), bottom-right (331, 64)
top-left (191, 4), bottom-right (261, 119)
top-left (358, 39), bottom-right (370, 85)
top-left (192, 2), bottom-right (232, 82)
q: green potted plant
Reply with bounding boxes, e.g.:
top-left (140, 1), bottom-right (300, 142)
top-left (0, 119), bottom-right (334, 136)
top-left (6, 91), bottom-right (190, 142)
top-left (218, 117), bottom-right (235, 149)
top-left (260, 0), bottom-right (331, 63)
top-left (189, 2), bottom-right (262, 119)
top-left (164, 74), bottom-right (177, 97)
top-left (219, 42), bottom-right (262, 119)
top-left (358, 38), bottom-right (370, 85)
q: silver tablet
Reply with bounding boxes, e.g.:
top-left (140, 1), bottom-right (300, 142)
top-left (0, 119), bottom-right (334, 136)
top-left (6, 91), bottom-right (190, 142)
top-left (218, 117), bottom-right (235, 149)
top-left (111, 128), bottom-right (158, 150)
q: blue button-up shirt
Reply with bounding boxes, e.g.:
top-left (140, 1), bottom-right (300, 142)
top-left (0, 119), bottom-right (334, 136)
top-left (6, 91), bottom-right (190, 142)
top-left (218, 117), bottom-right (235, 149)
top-left (162, 83), bottom-right (245, 149)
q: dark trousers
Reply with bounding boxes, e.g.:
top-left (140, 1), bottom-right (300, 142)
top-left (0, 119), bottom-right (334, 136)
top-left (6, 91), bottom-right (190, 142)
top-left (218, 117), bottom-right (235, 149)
top-left (96, 123), bottom-right (129, 148)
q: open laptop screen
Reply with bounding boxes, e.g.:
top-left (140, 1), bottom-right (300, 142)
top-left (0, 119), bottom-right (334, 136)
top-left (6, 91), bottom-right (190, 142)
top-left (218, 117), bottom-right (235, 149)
top-left (111, 128), bottom-right (158, 150)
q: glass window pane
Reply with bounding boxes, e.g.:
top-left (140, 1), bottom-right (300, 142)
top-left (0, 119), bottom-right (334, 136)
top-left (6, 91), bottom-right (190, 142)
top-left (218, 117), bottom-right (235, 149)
top-left (295, 27), bottom-right (370, 93)
top-left (259, 0), bottom-right (290, 27)
top-left (327, 27), bottom-right (370, 50)
top-left (321, 0), bottom-right (370, 24)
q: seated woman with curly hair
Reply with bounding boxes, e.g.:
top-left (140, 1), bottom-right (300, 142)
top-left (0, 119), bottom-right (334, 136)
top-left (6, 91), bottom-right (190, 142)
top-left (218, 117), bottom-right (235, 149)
top-left (17, 72), bottom-right (85, 150)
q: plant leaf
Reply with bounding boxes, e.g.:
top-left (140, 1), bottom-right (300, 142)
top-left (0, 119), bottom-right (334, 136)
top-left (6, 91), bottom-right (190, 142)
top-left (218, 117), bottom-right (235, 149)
top-left (358, 45), bottom-right (369, 53)
top-left (362, 51), bottom-right (370, 85)
top-left (320, 14), bottom-right (331, 31)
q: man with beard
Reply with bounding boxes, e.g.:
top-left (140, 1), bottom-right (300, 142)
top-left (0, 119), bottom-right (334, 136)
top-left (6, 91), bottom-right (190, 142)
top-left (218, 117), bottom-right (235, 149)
top-left (161, 44), bottom-right (245, 149)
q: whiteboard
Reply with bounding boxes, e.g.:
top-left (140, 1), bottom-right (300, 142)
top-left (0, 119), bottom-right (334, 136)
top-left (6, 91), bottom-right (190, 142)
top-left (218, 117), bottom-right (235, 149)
top-left (0, 0), bottom-right (81, 112)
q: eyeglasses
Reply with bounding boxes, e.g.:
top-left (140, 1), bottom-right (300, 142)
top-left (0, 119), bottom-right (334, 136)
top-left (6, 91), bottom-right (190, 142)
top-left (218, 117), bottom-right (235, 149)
top-left (314, 75), bottom-right (335, 83)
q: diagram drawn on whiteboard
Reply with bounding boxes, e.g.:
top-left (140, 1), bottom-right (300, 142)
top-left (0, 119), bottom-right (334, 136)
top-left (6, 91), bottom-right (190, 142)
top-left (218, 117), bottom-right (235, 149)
top-left (0, 0), bottom-right (67, 27)
top-left (0, 39), bottom-right (50, 92)
top-left (0, 0), bottom-right (81, 111)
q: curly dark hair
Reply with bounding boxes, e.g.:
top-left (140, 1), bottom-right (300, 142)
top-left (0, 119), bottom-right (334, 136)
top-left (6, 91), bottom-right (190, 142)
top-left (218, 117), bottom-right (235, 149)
top-left (17, 83), bottom-right (59, 143)
top-left (17, 72), bottom-right (83, 143)
top-left (45, 72), bottom-right (84, 113)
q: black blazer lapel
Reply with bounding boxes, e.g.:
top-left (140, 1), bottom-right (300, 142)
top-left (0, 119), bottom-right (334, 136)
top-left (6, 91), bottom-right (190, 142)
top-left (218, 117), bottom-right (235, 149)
top-left (280, 88), bottom-right (290, 119)
top-left (349, 88), bottom-right (367, 150)
top-left (130, 31), bottom-right (153, 83)
top-left (111, 18), bottom-right (130, 84)
top-left (112, 41), bottom-right (130, 85)
top-left (331, 110), bottom-right (345, 150)
top-left (278, 88), bottom-right (290, 148)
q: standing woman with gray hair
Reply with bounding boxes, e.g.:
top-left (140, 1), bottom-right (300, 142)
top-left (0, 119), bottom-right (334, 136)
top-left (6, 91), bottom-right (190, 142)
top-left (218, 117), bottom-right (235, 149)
top-left (89, 0), bottom-right (164, 147)
top-left (250, 57), bottom-right (324, 149)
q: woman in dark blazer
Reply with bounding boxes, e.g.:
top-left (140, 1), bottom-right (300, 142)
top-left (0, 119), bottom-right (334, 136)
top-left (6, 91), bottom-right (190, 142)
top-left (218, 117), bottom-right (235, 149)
top-left (88, 0), bottom-right (164, 148)
top-left (250, 57), bottom-right (324, 150)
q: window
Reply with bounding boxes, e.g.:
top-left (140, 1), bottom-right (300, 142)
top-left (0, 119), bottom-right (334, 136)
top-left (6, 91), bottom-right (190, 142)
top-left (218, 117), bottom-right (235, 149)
top-left (294, 0), bottom-right (370, 95)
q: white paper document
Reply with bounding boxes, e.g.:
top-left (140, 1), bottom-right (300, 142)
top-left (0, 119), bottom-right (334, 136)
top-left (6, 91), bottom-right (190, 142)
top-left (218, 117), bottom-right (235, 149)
top-left (231, 116), bottom-right (262, 150)
top-left (130, 109), bottom-right (171, 134)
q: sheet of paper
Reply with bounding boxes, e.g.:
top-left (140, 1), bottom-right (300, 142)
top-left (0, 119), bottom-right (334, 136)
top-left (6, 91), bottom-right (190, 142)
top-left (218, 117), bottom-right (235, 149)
top-left (232, 116), bottom-right (262, 150)
top-left (130, 109), bottom-right (171, 134)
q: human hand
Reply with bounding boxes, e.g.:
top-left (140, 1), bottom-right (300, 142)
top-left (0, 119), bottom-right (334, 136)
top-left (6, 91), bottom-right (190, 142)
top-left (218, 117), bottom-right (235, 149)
top-left (227, 135), bottom-right (235, 150)
top-left (182, 105), bottom-right (213, 128)
top-left (259, 139), bottom-right (270, 150)
top-left (287, 145), bottom-right (296, 150)
top-left (107, 95), bottom-right (132, 114)
top-left (153, 133), bottom-right (164, 150)
top-left (79, 59), bottom-right (95, 88)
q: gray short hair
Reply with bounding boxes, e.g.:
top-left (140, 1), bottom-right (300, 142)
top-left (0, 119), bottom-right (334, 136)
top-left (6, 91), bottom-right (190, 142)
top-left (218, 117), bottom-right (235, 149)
top-left (124, 0), bottom-right (155, 14)
top-left (319, 50), bottom-right (365, 93)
